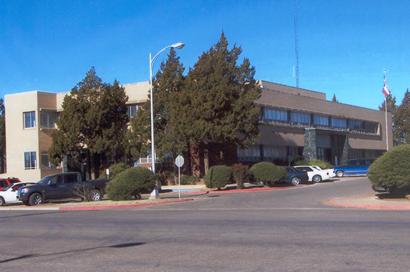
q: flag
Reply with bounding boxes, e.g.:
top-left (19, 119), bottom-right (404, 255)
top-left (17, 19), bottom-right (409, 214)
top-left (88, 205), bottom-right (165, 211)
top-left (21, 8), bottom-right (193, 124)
top-left (382, 79), bottom-right (390, 98)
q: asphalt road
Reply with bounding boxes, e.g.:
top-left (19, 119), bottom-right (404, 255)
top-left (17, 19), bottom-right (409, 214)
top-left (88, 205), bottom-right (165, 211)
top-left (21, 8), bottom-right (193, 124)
top-left (1, 177), bottom-right (410, 272)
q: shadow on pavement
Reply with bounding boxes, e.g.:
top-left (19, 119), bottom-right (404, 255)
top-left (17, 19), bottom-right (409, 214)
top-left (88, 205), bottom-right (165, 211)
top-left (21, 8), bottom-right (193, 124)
top-left (0, 211), bottom-right (60, 220)
top-left (0, 242), bottom-right (146, 264)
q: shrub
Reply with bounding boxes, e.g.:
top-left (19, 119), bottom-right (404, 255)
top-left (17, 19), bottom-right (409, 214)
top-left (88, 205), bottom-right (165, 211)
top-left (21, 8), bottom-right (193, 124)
top-left (368, 144), bottom-right (410, 193)
top-left (249, 162), bottom-right (286, 185)
top-left (180, 175), bottom-right (199, 185)
top-left (232, 164), bottom-right (252, 189)
top-left (108, 163), bottom-right (130, 179)
top-left (204, 165), bottom-right (233, 189)
top-left (107, 167), bottom-right (156, 201)
top-left (294, 159), bottom-right (333, 169)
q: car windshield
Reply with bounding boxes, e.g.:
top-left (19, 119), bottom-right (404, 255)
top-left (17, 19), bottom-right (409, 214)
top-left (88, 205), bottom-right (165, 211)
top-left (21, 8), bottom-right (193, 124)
top-left (38, 175), bottom-right (53, 185)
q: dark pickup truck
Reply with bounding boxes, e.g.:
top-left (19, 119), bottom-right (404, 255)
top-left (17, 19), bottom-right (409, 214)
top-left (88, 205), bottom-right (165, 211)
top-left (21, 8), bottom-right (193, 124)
top-left (18, 172), bottom-right (108, 206)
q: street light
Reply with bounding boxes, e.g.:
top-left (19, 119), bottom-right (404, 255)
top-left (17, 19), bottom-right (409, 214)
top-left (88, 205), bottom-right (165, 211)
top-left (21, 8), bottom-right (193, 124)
top-left (149, 42), bottom-right (184, 199)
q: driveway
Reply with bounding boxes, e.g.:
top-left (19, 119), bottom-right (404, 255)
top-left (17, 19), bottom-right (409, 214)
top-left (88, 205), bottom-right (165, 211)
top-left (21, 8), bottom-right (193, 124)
top-left (1, 177), bottom-right (409, 272)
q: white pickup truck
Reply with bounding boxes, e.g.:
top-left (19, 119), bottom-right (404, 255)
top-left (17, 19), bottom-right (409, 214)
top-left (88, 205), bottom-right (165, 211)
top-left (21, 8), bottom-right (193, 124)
top-left (293, 165), bottom-right (336, 183)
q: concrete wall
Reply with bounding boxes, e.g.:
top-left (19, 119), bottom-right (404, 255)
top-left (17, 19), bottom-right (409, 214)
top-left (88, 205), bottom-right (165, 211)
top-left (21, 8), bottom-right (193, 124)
top-left (4, 92), bottom-right (41, 181)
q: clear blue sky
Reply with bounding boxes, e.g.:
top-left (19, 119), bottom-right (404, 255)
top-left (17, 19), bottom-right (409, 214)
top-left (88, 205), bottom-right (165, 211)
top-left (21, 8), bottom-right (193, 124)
top-left (0, 0), bottom-right (408, 109)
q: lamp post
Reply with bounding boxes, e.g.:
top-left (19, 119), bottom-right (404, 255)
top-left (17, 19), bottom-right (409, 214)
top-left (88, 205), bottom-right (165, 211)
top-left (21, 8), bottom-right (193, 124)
top-left (149, 42), bottom-right (184, 199)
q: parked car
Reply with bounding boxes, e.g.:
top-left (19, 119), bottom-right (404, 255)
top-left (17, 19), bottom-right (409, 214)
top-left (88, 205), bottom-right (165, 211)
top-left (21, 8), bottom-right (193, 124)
top-left (0, 182), bottom-right (35, 206)
top-left (333, 159), bottom-right (375, 177)
top-left (0, 177), bottom-right (21, 191)
top-left (18, 172), bottom-right (108, 206)
top-left (280, 167), bottom-right (309, 186)
top-left (294, 165), bottom-right (335, 183)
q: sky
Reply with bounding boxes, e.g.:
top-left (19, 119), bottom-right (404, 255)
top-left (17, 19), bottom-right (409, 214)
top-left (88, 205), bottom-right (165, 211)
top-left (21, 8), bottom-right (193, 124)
top-left (0, 0), bottom-right (409, 109)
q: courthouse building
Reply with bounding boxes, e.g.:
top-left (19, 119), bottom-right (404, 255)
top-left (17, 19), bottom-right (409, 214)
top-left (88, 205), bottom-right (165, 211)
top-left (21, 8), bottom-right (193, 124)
top-left (1, 80), bottom-right (392, 181)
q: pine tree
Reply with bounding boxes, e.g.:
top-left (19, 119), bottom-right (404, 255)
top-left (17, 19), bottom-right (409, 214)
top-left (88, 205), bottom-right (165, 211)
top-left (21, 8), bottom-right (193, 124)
top-left (332, 94), bottom-right (338, 103)
top-left (127, 48), bottom-right (186, 162)
top-left (183, 32), bottom-right (261, 175)
top-left (378, 94), bottom-right (397, 113)
top-left (395, 90), bottom-right (410, 144)
top-left (50, 67), bottom-right (129, 178)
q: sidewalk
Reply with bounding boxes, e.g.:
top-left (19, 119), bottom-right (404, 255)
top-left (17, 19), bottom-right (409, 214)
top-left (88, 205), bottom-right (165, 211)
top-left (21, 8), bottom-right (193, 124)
top-left (324, 193), bottom-right (410, 211)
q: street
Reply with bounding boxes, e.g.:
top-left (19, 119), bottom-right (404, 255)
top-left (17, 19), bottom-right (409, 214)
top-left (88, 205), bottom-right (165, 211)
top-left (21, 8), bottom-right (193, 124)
top-left (1, 177), bottom-right (410, 272)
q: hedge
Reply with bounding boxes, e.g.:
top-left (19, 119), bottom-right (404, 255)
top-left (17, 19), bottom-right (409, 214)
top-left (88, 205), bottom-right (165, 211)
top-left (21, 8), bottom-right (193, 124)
top-left (204, 165), bottom-right (233, 189)
top-left (368, 144), bottom-right (410, 193)
top-left (249, 162), bottom-right (286, 185)
top-left (108, 162), bottom-right (130, 179)
top-left (107, 167), bottom-right (156, 201)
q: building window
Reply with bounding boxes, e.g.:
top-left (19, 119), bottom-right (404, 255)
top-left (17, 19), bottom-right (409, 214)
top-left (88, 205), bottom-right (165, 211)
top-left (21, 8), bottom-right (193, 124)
top-left (262, 145), bottom-right (287, 160)
top-left (237, 145), bottom-right (261, 162)
top-left (23, 111), bottom-right (36, 128)
top-left (331, 117), bottom-right (347, 128)
top-left (24, 151), bottom-right (36, 170)
top-left (263, 107), bottom-right (288, 122)
top-left (290, 111), bottom-right (310, 125)
top-left (313, 114), bottom-right (329, 126)
top-left (349, 119), bottom-right (364, 130)
top-left (41, 153), bottom-right (55, 169)
top-left (40, 110), bottom-right (58, 129)
top-left (127, 104), bottom-right (139, 119)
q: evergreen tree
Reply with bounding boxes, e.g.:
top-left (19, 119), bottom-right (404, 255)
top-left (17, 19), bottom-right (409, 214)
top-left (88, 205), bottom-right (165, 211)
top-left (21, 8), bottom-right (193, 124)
top-left (50, 67), bottom-right (129, 177)
top-left (378, 94), bottom-right (397, 113)
top-left (395, 90), bottom-right (410, 144)
top-left (183, 33), bottom-right (261, 175)
top-left (332, 94), bottom-right (338, 103)
top-left (128, 48), bottom-right (186, 161)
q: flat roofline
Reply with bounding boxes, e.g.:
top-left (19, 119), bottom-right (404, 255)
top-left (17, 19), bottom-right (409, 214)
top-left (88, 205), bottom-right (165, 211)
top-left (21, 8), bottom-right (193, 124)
top-left (260, 80), bottom-right (327, 96)
top-left (260, 80), bottom-right (382, 114)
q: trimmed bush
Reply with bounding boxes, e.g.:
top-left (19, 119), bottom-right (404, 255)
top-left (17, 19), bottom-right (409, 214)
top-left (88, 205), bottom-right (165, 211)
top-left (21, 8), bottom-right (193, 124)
top-left (108, 162), bottom-right (130, 179)
top-left (204, 165), bottom-right (233, 189)
top-left (294, 159), bottom-right (333, 169)
top-left (180, 175), bottom-right (199, 185)
top-left (368, 144), bottom-right (410, 193)
top-left (107, 167), bottom-right (156, 201)
top-left (249, 162), bottom-right (286, 185)
top-left (232, 164), bottom-right (252, 189)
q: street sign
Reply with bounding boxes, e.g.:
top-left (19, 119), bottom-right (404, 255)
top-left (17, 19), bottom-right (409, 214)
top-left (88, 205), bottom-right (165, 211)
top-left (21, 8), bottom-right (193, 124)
top-left (175, 155), bottom-right (184, 168)
top-left (175, 155), bottom-right (184, 199)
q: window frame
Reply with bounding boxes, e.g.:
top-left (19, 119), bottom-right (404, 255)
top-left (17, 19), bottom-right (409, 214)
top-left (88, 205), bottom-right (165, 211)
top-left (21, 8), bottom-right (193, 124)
top-left (23, 111), bottom-right (36, 129)
top-left (24, 151), bottom-right (37, 170)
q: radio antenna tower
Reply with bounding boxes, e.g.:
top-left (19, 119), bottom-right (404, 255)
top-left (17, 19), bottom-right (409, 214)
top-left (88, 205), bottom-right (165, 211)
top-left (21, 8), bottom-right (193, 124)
top-left (293, 0), bottom-right (300, 88)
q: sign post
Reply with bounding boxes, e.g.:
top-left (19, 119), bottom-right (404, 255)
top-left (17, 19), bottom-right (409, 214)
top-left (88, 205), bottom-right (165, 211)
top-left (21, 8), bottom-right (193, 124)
top-left (175, 155), bottom-right (184, 199)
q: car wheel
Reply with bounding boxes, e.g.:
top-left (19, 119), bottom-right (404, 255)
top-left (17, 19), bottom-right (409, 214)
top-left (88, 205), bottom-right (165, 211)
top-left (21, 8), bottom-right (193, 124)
top-left (28, 193), bottom-right (43, 206)
top-left (0, 197), bottom-right (5, 206)
top-left (89, 190), bottom-right (102, 201)
top-left (290, 177), bottom-right (301, 186)
top-left (312, 175), bottom-right (322, 183)
top-left (336, 170), bottom-right (344, 177)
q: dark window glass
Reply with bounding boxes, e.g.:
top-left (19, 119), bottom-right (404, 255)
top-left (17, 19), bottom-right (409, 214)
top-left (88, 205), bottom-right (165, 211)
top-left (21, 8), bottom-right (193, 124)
top-left (290, 111), bottom-right (310, 125)
top-left (127, 104), bottom-right (139, 118)
top-left (313, 114), bottom-right (329, 126)
top-left (263, 107), bottom-right (288, 122)
top-left (24, 151), bottom-right (36, 170)
top-left (331, 117), bottom-right (347, 128)
top-left (23, 111), bottom-right (36, 128)
top-left (40, 110), bottom-right (58, 129)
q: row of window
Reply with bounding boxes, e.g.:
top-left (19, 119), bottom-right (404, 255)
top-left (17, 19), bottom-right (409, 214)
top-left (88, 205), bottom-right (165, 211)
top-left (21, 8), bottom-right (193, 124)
top-left (24, 152), bottom-right (55, 170)
top-left (262, 107), bottom-right (378, 132)
top-left (23, 104), bottom-right (140, 129)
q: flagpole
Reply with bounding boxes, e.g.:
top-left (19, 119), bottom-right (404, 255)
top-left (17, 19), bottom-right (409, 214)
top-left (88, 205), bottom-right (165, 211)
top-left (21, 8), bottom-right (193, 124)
top-left (383, 71), bottom-right (389, 151)
top-left (385, 95), bottom-right (389, 151)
